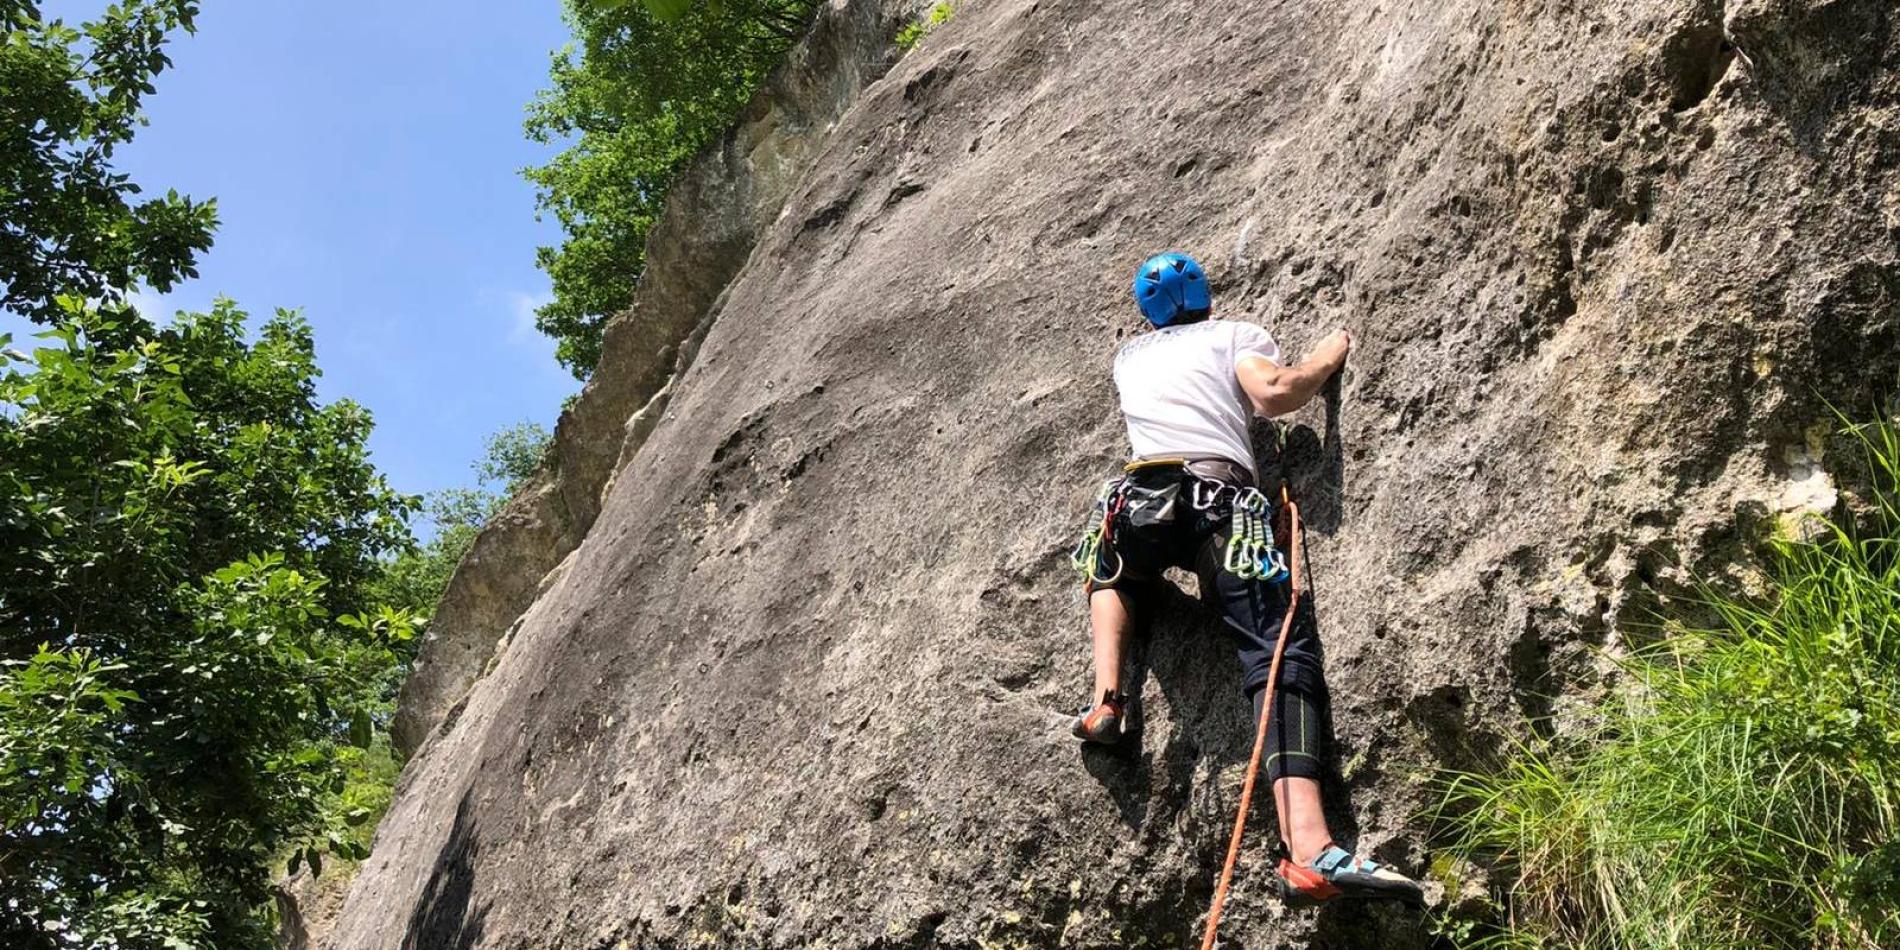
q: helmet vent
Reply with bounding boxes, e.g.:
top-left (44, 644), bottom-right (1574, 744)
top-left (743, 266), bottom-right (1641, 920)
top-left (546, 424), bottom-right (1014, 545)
top-left (1171, 259), bottom-right (1187, 272)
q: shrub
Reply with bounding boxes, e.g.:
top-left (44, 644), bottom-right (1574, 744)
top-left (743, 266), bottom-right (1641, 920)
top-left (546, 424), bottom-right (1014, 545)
top-left (897, 2), bottom-right (955, 51)
top-left (1435, 418), bottom-right (1900, 949)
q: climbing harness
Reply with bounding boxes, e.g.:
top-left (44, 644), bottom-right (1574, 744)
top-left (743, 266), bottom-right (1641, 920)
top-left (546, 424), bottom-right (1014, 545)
top-left (1200, 480), bottom-right (1305, 950)
top-left (1071, 460), bottom-right (1289, 589)
top-left (1071, 458), bottom-right (1190, 587)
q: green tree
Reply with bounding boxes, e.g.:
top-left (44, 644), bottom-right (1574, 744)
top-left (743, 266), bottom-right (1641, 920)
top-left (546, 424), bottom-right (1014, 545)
top-left (0, 2), bottom-right (219, 322)
top-left (525, 0), bottom-right (819, 377)
top-left (476, 419), bottom-right (552, 488)
top-left (0, 300), bottom-right (417, 949)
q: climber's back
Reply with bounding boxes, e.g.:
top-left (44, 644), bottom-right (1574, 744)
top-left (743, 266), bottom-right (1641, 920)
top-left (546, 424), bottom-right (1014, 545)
top-left (1113, 317), bottom-right (1281, 471)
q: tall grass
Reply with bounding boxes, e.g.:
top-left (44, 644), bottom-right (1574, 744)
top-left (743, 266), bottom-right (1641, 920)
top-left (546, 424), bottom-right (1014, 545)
top-left (1435, 418), bottom-right (1900, 949)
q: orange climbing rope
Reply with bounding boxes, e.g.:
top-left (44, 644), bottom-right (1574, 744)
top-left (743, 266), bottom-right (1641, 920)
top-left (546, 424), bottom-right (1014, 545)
top-left (1199, 485), bottom-right (1303, 950)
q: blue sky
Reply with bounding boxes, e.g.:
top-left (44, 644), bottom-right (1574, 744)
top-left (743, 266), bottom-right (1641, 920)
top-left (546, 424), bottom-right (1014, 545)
top-left (19, 1), bottom-right (582, 509)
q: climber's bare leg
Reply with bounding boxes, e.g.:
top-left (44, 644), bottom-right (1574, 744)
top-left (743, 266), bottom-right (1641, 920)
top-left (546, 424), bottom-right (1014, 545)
top-left (1087, 587), bottom-right (1135, 699)
top-left (1275, 777), bottom-right (1331, 865)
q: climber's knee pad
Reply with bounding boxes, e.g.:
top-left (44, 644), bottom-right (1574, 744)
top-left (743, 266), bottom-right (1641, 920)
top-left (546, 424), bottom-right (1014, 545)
top-left (1257, 685), bottom-right (1326, 782)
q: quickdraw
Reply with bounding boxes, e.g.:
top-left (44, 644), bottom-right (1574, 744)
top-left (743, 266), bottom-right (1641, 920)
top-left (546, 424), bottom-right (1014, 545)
top-left (1070, 477), bottom-right (1128, 586)
top-left (1222, 487), bottom-right (1289, 583)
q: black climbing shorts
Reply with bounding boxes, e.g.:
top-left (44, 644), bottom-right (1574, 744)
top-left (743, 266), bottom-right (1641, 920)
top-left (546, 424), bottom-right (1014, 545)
top-left (1085, 461), bottom-right (1325, 702)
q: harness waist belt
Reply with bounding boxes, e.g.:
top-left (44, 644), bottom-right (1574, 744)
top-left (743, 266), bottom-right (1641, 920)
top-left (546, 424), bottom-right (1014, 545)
top-left (1184, 457), bottom-right (1253, 488)
top-left (1127, 456), bottom-right (1254, 488)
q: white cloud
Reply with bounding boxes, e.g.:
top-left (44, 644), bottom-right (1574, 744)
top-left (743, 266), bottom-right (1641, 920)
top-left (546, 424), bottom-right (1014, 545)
top-left (122, 286), bottom-right (214, 321)
top-left (477, 287), bottom-right (572, 388)
top-left (505, 290), bottom-right (551, 347)
top-left (123, 288), bottom-right (173, 318)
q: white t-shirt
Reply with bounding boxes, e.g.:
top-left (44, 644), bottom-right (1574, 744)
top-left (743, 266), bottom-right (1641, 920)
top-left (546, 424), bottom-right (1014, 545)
top-left (1113, 319), bottom-right (1282, 470)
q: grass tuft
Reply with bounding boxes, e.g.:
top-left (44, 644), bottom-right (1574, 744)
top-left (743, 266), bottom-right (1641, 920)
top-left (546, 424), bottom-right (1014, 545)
top-left (1433, 416), bottom-right (1900, 949)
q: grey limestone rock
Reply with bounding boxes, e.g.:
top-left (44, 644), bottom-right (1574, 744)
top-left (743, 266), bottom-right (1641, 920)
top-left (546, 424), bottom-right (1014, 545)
top-left (391, 0), bottom-right (931, 760)
top-left (336, 0), bottom-right (1900, 946)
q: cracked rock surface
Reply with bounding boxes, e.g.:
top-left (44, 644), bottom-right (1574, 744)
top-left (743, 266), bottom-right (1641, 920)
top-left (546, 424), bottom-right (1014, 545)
top-left (332, 0), bottom-right (1900, 946)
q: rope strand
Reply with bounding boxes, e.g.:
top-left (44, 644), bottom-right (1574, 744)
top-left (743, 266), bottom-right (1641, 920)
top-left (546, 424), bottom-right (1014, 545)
top-left (1199, 484), bottom-right (1303, 950)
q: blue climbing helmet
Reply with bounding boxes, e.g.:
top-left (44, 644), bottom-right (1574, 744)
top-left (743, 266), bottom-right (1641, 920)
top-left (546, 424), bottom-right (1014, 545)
top-left (1131, 252), bottom-right (1211, 327)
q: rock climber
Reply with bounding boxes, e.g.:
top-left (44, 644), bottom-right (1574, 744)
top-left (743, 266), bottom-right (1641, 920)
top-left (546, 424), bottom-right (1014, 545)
top-left (1069, 251), bottom-right (1423, 906)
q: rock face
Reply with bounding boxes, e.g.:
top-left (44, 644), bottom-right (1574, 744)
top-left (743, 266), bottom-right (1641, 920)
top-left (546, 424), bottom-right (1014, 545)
top-left (337, 0), bottom-right (1900, 946)
top-left (390, 0), bottom-right (932, 757)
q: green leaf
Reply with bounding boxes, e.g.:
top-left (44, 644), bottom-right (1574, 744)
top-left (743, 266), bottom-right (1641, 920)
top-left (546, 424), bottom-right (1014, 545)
top-left (641, 0), bottom-right (693, 23)
top-left (349, 709), bottom-right (373, 749)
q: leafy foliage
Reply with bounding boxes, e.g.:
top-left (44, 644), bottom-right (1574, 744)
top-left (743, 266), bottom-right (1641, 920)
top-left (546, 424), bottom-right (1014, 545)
top-left (294, 732), bottom-right (400, 882)
top-left (476, 420), bottom-right (553, 489)
top-left (0, 2), bottom-right (219, 322)
top-left (896, 2), bottom-right (954, 51)
top-left (1435, 418), bottom-right (1900, 949)
top-left (525, 0), bottom-right (820, 377)
top-left (0, 301), bottom-right (417, 950)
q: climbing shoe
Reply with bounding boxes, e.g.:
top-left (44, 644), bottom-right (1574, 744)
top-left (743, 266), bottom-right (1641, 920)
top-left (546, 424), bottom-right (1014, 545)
top-left (1071, 691), bottom-right (1129, 744)
top-left (1276, 845), bottom-right (1424, 907)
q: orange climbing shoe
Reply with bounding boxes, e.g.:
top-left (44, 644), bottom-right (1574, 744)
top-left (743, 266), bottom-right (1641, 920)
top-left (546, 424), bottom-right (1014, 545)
top-left (1276, 846), bottom-right (1424, 907)
top-left (1070, 691), bottom-right (1128, 744)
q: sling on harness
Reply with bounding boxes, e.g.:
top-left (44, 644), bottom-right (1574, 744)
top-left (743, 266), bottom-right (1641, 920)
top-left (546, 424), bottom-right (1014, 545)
top-left (1070, 477), bottom-right (1129, 586)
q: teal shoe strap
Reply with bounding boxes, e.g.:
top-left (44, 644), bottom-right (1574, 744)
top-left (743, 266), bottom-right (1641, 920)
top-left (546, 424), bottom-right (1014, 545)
top-left (1309, 845), bottom-right (1379, 876)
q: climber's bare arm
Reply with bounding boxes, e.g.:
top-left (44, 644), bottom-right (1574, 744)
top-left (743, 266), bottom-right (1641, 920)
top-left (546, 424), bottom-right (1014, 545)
top-left (1237, 329), bottom-right (1352, 418)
